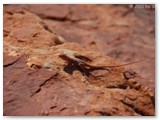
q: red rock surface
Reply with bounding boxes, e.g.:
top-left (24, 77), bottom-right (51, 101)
top-left (3, 5), bottom-right (155, 116)
top-left (8, 4), bottom-right (154, 80)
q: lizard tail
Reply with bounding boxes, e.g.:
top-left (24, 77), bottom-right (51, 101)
top-left (106, 59), bottom-right (145, 68)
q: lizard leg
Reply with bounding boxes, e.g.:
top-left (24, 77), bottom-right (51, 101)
top-left (78, 64), bottom-right (95, 79)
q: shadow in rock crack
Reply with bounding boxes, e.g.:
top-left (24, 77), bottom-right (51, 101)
top-left (63, 62), bottom-right (91, 78)
top-left (63, 62), bottom-right (111, 79)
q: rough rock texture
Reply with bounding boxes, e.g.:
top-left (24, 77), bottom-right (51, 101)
top-left (4, 5), bottom-right (155, 80)
top-left (3, 5), bottom-right (155, 116)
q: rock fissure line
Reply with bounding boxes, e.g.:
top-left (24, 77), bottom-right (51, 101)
top-left (3, 56), bottom-right (21, 67)
top-left (31, 73), bottom-right (58, 97)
